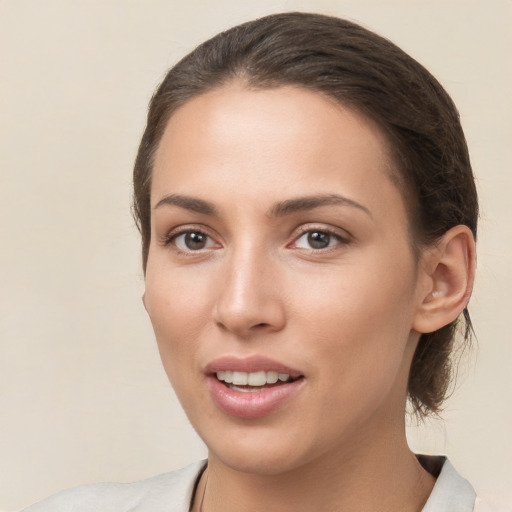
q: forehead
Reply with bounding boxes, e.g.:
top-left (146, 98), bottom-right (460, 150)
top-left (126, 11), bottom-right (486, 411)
top-left (151, 83), bottom-right (402, 217)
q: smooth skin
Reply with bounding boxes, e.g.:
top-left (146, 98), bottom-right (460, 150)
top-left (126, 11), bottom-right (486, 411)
top-left (143, 83), bottom-right (475, 512)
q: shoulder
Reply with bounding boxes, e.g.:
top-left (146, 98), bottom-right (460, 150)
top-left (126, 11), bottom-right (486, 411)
top-left (420, 456), bottom-right (476, 512)
top-left (20, 460), bottom-right (206, 512)
top-left (419, 456), bottom-right (511, 512)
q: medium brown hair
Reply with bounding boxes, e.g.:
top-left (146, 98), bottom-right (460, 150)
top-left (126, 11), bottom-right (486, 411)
top-left (133, 12), bottom-right (478, 416)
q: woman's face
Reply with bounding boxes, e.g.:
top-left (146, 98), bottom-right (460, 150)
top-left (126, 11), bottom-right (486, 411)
top-left (144, 84), bottom-right (429, 474)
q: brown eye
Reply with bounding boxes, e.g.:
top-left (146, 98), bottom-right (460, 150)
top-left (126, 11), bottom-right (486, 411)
top-left (173, 231), bottom-right (216, 251)
top-left (307, 231), bottom-right (332, 249)
top-left (184, 232), bottom-right (207, 250)
top-left (293, 230), bottom-right (342, 250)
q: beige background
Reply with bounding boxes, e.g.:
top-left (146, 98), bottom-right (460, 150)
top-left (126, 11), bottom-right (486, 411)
top-left (1, 0), bottom-right (511, 510)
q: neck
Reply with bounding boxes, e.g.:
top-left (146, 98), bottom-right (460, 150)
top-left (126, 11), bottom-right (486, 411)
top-left (193, 419), bottom-right (435, 512)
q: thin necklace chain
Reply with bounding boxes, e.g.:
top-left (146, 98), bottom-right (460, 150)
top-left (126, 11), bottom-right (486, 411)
top-left (198, 468), bottom-right (209, 512)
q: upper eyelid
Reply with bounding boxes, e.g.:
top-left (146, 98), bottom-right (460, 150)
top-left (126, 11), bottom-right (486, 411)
top-left (161, 224), bottom-right (219, 246)
top-left (292, 223), bottom-right (352, 240)
top-left (291, 231), bottom-right (343, 247)
top-left (165, 224), bottom-right (214, 237)
top-left (174, 232), bottom-right (219, 251)
top-left (286, 226), bottom-right (353, 253)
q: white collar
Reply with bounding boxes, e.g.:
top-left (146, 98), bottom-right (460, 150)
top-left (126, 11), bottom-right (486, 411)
top-left (177, 457), bottom-right (476, 512)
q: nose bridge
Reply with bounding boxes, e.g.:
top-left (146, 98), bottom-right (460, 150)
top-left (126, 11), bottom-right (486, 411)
top-left (213, 237), bottom-right (285, 336)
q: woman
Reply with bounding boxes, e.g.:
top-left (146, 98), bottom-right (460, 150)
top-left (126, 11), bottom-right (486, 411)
top-left (24, 11), bottom-right (492, 512)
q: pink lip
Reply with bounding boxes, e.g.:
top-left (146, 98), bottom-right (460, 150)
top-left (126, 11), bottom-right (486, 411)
top-left (205, 356), bottom-right (305, 419)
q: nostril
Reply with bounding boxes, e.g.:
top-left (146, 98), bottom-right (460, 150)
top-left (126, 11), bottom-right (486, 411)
top-left (212, 294), bottom-right (286, 335)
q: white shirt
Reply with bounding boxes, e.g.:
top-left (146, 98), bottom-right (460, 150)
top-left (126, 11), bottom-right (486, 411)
top-left (21, 457), bottom-right (507, 512)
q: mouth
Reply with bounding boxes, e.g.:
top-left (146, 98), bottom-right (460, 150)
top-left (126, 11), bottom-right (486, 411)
top-left (205, 356), bottom-right (305, 418)
top-left (215, 370), bottom-right (302, 393)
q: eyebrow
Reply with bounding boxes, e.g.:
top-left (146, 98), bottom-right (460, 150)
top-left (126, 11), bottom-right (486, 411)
top-left (154, 194), bottom-right (218, 215)
top-left (269, 194), bottom-right (372, 218)
top-left (154, 193), bottom-right (371, 218)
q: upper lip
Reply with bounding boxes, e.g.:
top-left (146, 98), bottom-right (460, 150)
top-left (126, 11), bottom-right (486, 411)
top-left (205, 355), bottom-right (303, 378)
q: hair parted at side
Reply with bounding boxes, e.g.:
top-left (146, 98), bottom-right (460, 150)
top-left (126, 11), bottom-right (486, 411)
top-left (133, 12), bottom-right (478, 417)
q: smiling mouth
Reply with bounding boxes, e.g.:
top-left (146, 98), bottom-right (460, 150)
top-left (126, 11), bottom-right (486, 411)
top-left (215, 370), bottom-right (302, 392)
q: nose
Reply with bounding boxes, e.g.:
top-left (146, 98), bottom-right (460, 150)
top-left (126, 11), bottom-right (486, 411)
top-left (212, 245), bottom-right (286, 338)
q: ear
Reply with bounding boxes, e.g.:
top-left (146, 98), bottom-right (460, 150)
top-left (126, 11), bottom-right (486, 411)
top-left (413, 225), bottom-right (476, 334)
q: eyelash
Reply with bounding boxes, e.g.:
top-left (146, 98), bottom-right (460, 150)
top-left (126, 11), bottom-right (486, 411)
top-left (161, 225), bottom-right (351, 254)
top-left (290, 226), bottom-right (350, 252)
top-left (161, 226), bottom-right (218, 255)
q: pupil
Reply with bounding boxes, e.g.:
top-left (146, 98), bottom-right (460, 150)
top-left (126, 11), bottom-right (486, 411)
top-left (308, 231), bottom-right (330, 249)
top-left (185, 232), bottom-right (207, 250)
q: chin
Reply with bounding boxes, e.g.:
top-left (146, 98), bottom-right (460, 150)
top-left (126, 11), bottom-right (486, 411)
top-left (198, 421), bottom-right (323, 476)
top-left (213, 446), bottom-right (309, 476)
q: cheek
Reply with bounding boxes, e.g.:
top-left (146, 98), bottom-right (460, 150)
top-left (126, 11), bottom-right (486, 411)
top-left (143, 266), bottom-right (212, 375)
top-left (293, 255), bottom-right (416, 335)
top-left (290, 254), bottom-right (418, 380)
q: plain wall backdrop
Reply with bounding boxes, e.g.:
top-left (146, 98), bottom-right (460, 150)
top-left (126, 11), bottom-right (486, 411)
top-left (1, 0), bottom-right (511, 510)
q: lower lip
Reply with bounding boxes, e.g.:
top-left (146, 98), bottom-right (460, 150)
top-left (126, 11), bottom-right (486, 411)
top-left (207, 376), bottom-right (304, 419)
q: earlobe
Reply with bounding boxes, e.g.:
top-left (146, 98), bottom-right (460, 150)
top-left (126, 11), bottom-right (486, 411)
top-left (413, 225), bottom-right (476, 334)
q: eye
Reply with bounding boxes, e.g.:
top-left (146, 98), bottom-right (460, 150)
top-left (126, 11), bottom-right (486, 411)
top-left (292, 229), bottom-right (344, 250)
top-left (170, 230), bottom-right (218, 252)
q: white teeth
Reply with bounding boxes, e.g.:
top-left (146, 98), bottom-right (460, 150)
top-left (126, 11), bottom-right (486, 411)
top-left (230, 385), bottom-right (266, 393)
top-left (232, 371), bottom-right (248, 385)
top-left (216, 371), bottom-right (292, 386)
top-left (266, 371), bottom-right (279, 384)
top-left (216, 370), bottom-right (234, 383)
top-left (248, 371), bottom-right (266, 386)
